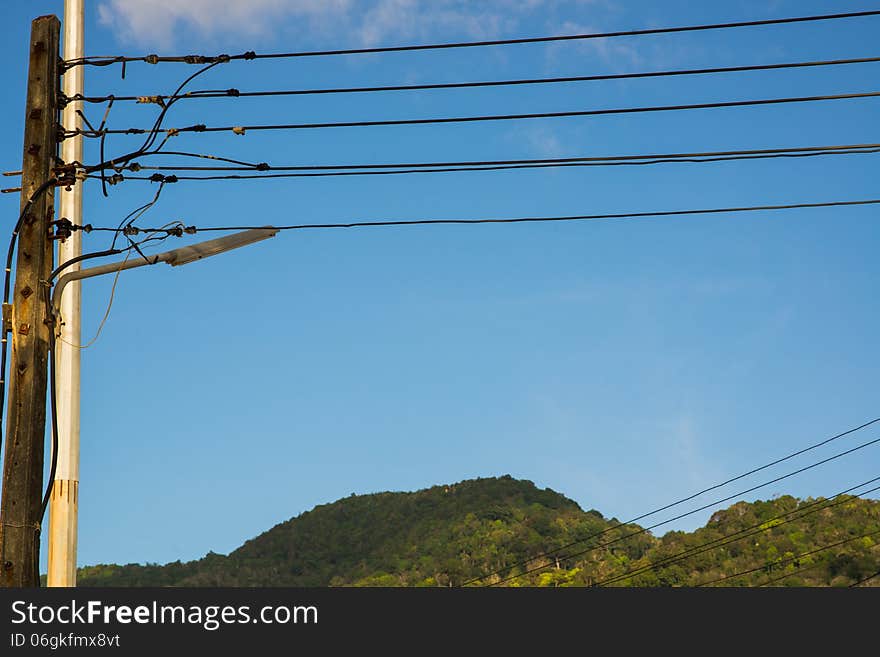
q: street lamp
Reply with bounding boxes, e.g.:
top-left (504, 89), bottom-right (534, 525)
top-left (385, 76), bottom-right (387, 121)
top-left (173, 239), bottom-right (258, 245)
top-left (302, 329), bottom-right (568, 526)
top-left (51, 228), bottom-right (278, 319)
top-left (47, 227), bottom-right (278, 582)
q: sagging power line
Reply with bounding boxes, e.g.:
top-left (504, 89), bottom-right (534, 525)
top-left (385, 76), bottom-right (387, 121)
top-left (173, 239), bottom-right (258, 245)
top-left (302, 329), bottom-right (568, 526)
top-left (62, 9), bottom-right (880, 68)
top-left (69, 198), bottom-right (880, 235)
top-left (70, 56), bottom-right (880, 105)
top-left (76, 91), bottom-right (880, 138)
top-left (92, 144), bottom-right (880, 182)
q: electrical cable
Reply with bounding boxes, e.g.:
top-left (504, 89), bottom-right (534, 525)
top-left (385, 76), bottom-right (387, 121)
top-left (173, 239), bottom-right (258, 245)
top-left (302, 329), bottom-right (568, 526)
top-left (759, 561), bottom-right (823, 586)
top-left (100, 147), bottom-right (880, 181)
top-left (72, 56), bottom-right (880, 104)
top-left (85, 61), bottom-right (227, 189)
top-left (849, 567), bottom-right (880, 587)
top-left (592, 480), bottom-right (880, 587)
top-left (696, 528), bottom-right (880, 587)
top-left (464, 416), bottom-right (880, 586)
top-left (485, 433), bottom-right (880, 586)
top-left (79, 198), bottom-right (880, 236)
top-left (109, 181), bottom-right (167, 249)
top-left (107, 142), bottom-right (880, 173)
top-left (86, 90), bottom-right (880, 137)
top-left (63, 10), bottom-right (880, 67)
top-left (53, 225), bottom-right (177, 351)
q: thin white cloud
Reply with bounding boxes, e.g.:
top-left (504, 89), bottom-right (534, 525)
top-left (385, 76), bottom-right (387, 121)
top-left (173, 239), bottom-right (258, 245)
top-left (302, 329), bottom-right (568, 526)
top-left (547, 19), bottom-right (644, 69)
top-left (97, 0), bottom-right (353, 49)
top-left (98, 0), bottom-right (606, 49)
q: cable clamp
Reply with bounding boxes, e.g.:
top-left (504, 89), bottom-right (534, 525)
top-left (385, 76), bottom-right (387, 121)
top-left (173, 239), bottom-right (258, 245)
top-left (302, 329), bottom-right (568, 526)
top-left (106, 173), bottom-right (125, 186)
top-left (242, 51), bottom-right (257, 60)
top-left (184, 226), bottom-right (197, 235)
top-left (148, 173), bottom-right (178, 184)
top-left (166, 128), bottom-right (180, 138)
top-left (122, 225), bottom-right (140, 236)
top-left (226, 88), bottom-right (240, 97)
top-left (232, 126), bottom-right (246, 136)
top-left (256, 162), bottom-right (270, 171)
top-left (144, 54), bottom-right (160, 65)
top-left (136, 95), bottom-right (166, 107)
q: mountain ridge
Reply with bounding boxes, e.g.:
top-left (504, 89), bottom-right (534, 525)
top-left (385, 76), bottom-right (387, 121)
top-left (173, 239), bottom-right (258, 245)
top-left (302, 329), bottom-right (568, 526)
top-left (76, 475), bottom-right (880, 587)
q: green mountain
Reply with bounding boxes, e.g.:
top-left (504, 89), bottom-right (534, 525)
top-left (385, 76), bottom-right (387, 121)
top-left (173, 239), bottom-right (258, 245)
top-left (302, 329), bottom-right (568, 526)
top-left (76, 476), bottom-right (880, 587)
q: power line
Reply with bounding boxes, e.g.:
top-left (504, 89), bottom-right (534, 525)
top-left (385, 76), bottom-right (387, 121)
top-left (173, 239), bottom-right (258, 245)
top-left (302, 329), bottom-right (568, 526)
top-left (96, 142), bottom-right (880, 172)
top-left (64, 10), bottom-right (880, 67)
top-left (463, 417), bottom-right (880, 586)
top-left (99, 146), bottom-right (880, 181)
top-left (760, 561), bottom-right (823, 586)
top-left (486, 433), bottom-right (880, 586)
top-left (593, 480), bottom-right (880, 587)
top-left (88, 60), bottom-right (226, 194)
top-left (86, 91), bottom-right (880, 137)
top-left (849, 567), bottom-right (880, 587)
top-left (75, 198), bottom-right (880, 236)
top-left (72, 56), bottom-right (880, 104)
top-left (696, 528), bottom-right (880, 587)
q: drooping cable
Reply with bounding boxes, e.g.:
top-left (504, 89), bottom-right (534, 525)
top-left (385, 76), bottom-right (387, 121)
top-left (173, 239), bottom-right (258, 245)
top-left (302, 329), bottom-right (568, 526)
top-left (84, 91), bottom-right (880, 138)
top-left (64, 10), bottom-right (880, 67)
top-left (485, 433), bottom-right (880, 586)
top-left (71, 56), bottom-right (880, 104)
top-left (696, 528), bottom-right (880, 587)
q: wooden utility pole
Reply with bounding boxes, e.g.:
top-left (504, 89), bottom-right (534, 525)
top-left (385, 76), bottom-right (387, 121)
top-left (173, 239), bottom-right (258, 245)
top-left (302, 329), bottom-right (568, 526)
top-left (0, 15), bottom-right (60, 588)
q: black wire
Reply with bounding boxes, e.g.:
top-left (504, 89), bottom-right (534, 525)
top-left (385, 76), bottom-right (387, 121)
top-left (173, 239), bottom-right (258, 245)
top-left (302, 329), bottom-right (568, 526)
top-left (64, 10), bottom-right (880, 66)
top-left (91, 91), bottom-right (880, 137)
top-left (465, 417), bottom-right (880, 586)
top-left (83, 61), bottom-right (226, 180)
top-left (39, 286), bottom-right (58, 525)
top-left (128, 150), bottom-right (267, 168)
top-left (48, 249), bottom-right (124, 283)
top-left (849, 568), bottom-right (880, 587)
top-left (760, 561), bottom-right (823, 586)
top-left (697, 528), bottom-right (880, 587)
top-left (73, 56), bottom-right (880, 104)
top-left (104, 147), bottom-right (880, 180)
top-left (593, 480), bottom-right (880, 587)
top-left (84, 198), bottom-right (880, 236)
top-left (487, 433), bottom-right (880, 586)
top-left (109, 182), bottom-right (167, 250)
top-left (111, 142), bottom-right (880, 172)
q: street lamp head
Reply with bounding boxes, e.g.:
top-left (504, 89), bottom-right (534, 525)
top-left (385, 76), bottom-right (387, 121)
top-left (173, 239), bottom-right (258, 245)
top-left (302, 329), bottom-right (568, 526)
top-left (164, 228), bottom-right (279, 266)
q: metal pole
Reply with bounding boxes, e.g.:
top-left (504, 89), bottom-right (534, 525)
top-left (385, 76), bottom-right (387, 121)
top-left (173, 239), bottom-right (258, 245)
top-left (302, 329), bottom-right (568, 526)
top-left (48, 0), bottom-right (84, 587)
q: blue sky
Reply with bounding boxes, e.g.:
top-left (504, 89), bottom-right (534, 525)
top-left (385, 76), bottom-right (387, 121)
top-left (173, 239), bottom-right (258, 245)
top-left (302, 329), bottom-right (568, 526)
top-left (0, 0), bottom-right (878, 570)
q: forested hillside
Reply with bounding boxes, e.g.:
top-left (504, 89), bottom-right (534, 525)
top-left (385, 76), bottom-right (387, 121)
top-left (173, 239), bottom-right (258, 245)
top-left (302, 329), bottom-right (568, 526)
top-left (77, 476), bottom-right (880, 587)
